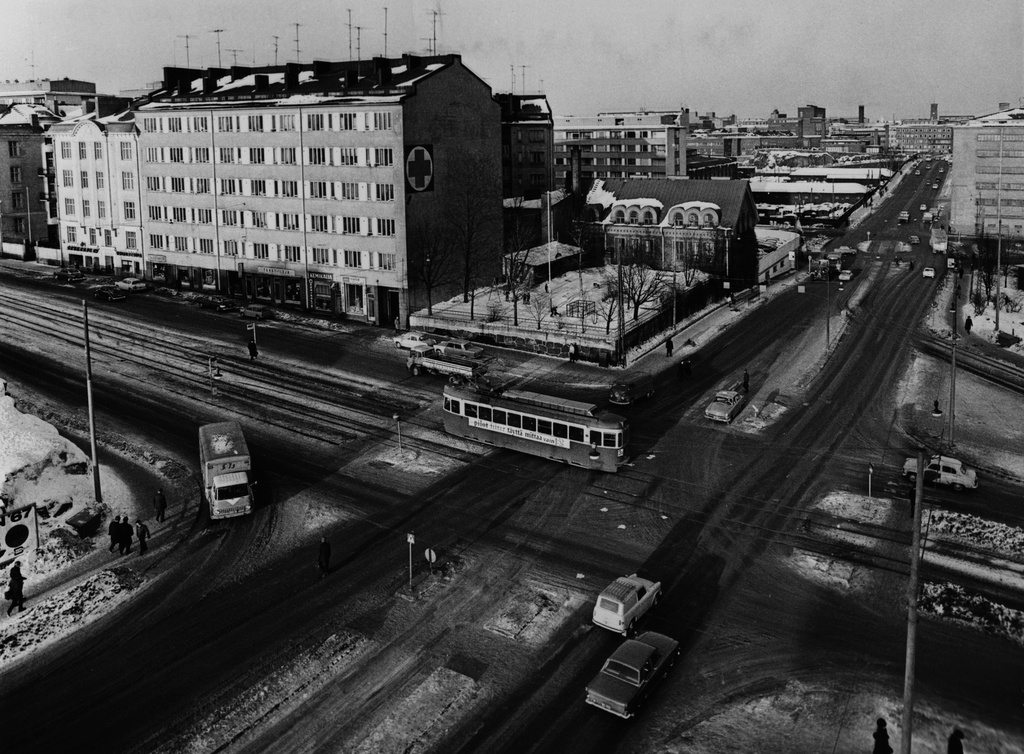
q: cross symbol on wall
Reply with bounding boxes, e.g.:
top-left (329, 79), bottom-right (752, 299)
top-left (406, 147), bottom-right (433, 191)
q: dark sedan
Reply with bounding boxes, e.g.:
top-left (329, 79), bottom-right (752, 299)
top-left (93, 286), bottom-right (127, 302)
top-left (199, 296), bottom-right (239, 312)
top-left (585, 631), bottom-right (679, 718)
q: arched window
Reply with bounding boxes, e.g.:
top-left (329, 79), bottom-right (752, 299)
top-left (672, 212), bottom-right (685, 226)
top-left (613, 210), bottom-right (625, 223)
top-left (702, 212), bottom-right (717, 227)
top-left (628, 210), bottom-right (639, 225)
top-left (687, 212), bottom-right (699, 227)
top-left (643, 210), bottom-right (656, 225)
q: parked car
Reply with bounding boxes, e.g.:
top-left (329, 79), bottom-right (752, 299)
top-left (394, 331), bottom-right (437, 350)
top-left (584, 631), bottom-right (680, 719)
top-left (909, 235), bottom-right (920, 245)
top-left (914, 170), bottom-right (921, 175)
top-left (592, 574), bottom-right (662, 636)
top-left (92, 286), bottom-right (127, 302)
top-left (922, 267), bottom-right (936, 278)
top-left (919, 204), bottom-right (927, 212)
top-left (704, 390), bottom-right (745, 423)
top-left (608, 376), bottom-right (656, 406)
top-left (54, 267), bottom-right (85, 283)
top-left (432, 339), bottom-right (484, 359)
top-left (838, 269), bottom-right (853, 282)
top-left (903, 454), bottom-right (978, 491)
top-left (114, 277), bottom-right (149, 292)
top-left (932, 183), bottom-right (939, 190)
top-left (240, 304), bottom-right (273, 320)
top-left (199, 296), bottom-right (238, 312)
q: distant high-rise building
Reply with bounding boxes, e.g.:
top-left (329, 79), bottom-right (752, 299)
top-left (495, 93), bottom-right (553, 200)
top-left (930, 103), bottom-right (939, 121)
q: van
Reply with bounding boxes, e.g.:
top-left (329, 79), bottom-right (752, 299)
top-left (241, 304), bottom-right (273, 320)
top-left (609, 375), bottom-right (656, 406)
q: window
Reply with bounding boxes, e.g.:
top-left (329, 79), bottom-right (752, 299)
top-left (62, 170), bottom-right (74, 187)
top-left (83, 200), bottom-right (91, 217)
top-left (247, 179), bottom-right (264, 197)
top-left (64, 198), bottom-right (75, 215)
top-left (11, 192), bottom-right (23, 210)
top-left (199, 238), bottom-right (214, 254)
top-left (253, 243), bottom-right (269, 259)
top-left (374, 183), bottom-right (394, 202)
top-left (308, 147), bottom-right (327, 165)
top-left (194, 147), bottom-right (210, 163)
top-left (280, 180), bottom-right (298, 197)
top-left (167, 117), bottom-right (182, 133)
top-left (217, 116), bottom-right (234, 132)
top-left (341, 182), bottom-right (359, 200)
top-left (284, 245), bottom-right (301, 262)
top-left (342, 216), bottom-right (361, 235)
top-left (339, 113), bottom-right (355, 130)
top-left (61, 141), bottom-right (72, 159)
top-left (222, 210), bottom-right (238, 226)
top-left (66, 226), bottom-right (77, 243)
top-left (195, 178), bottom-right (210, 194)
top-left (197, 208), bottom-right (212, 224)
top-left (147, 176), bottom-right (162, 191)
top-left (223, 239), bottom-right (238, 256)
top-left (248, 115), bottom-right (264, 132)
top-left (149, 234), bottom-right (164, 249)
top-left (373, 148), bottom-right (393, 166)
top-left (340, 147), bottom-right (358, 165)
top-left (125, 231), bottom-right (137, 249)
top-left (278, 114), bottom-right (295, 131)
top-left (172, 207), bottom-right (187, 223)
top-left (378, 252), bottom-right (396, 270)
top-left (143, 117), bottom-right (158, 132)
top-left (219, 147), bottom-right (235, 164)
top-left (10, 166), bottom-right (21, 183)
top-left (171, 177), bottom-right (186, 193)
top-left (124, 201), bottom-right (136, 220)
top-left (307, 113), bottom-right (325, 131)
top-left (169, 147), bottom-right (184, 163)
top-left (93, 142), bottom-right (102, 159)
top-left (120, 142), bottom-right (132, 160)
top-left (310, 215), bottom-right (328, 232)
top-left (375, 218), bottom-right (395, 236)
top-left (310, 181), bottom-right (327, 198)
top-left (96, 172), bottom-right (104, 189)
top-left (344, 249), bottom-right (362, 267)
top-left (280, 147), bottom-right (296, 164)
top-left (104, 229), bottom-right (111, 246)
top-left (174, 236), bottom-right (189, 252)
top-left (122, 172), bottom-right (135, 190)
top-left (145, 148), bottom-right (160, 163)
top-left (372, 112), bottom-right (392, 131)
top-left (220, 178), bottom-right (238, 195)
top-left (249, 147), bottom-right (265, 165)
top-left (98, 200), bottom-right (106, 219)
top-left (280, 213), bottom-right (300, 231)
top-left (193, 116), bottom-right (208, 132)
top-left (79, 143), bottom-right (87, 159)
top-left (149, 205), bottom-right (163, 221)
top-left (312, 247), bottom-right (330, 264)
top-left (250, 211), bottom-right (267, 228)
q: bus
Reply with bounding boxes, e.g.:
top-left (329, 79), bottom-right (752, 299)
top-left (442, 384), bottom-right (629, 472)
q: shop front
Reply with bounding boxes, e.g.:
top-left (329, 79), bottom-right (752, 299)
top-left (343, 276), bottom-right (367, 321)
top-left (149, 254), bottom-right (169, 285)
top-left (116, 250), bottom-right (143, 276)
top-left (308, 271), bottom-right (339, 315)
top-left (66, 243), bottom-right (100, 271)
top-left (249, 265), bottom-right (305, 309)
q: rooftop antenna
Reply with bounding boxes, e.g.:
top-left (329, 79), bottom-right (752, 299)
top-left (519, 65), bottom-right (529, 94)
top-left (354, 26), bottom-right (367, 62)
top-left (272, 35), bottom-right (280, 66)
top-left (29, 50), bottom-right (35, 80)
top-left (211, 29), bottom-right (225, 68)
top-left (510, 64), bottom-right (515, 94)
top-left (347, 9), bottom-right (353, 60)
top-left (383, 7), bottom-right (388, 57)
top-left (421, 37), bottom-right (433, 55)
top-left (294, 23), bottom-right (301, 63)
top-left (178, 34), bottom-right (193, 68)
top-left (428, 9), bottom-right (444, 55)
top-left (227, 48), bottom-right (242, 66)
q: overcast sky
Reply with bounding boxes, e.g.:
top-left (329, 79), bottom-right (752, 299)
top-left (2, 0), bottom-right (1021, 121)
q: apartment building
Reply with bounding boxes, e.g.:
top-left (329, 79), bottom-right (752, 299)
top-left (496, 93), bottom-right (553, 200)
top-left (127, 54), bottom-right (500, 325)
top-left (0, 103), bottom-right (60, 244)
top-left (49, 111), bottom-right (143, 272)
top-left (890, 121), bottom-right (953, 154)
top-left (950, 107), bottom-right (1024, 240)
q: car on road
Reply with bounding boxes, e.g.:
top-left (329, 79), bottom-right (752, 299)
top-left (914, 170), bottom-right (921, 175)
top-left (240, 304), bottom-right (273, 320)
top-left (909, 235), bottom-right (920, 245)
top-left (932, 183), bottom-right (939, 190)
top-left (432, 339), bottom-right (484, 360)
top-left (838, 269), bottom-right (853, 282)
top-left (593, 574), bottom-right (662, 636)
top-left (608, 376), bottom-right (657, 406)
top-left (92, 286), bottom-right (127, 302)
top-left (114, 277), bottom-right (149, 292)
top-left (919, 204), bottom-right (927, 212)
top-left (393, 331), bottom-right (437, 350)
top-left (704, 389), bottom-right (745, 423)
top-left (922, 267), bottom-right (936, 278)
top-left (903, 454), bottom-right (978, 491)
top-left (53, 267), bottom-right (85, 283)
top-left (584, 631), bottom-right (680, 719)
top-left (198, 296), bottom-right (238, 312)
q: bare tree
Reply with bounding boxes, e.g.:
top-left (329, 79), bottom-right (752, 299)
top-left (617, 239), bottom-right (667, 321)
top-left (594, 281), bottom-right (620, 335)
top-left (528, 293), bottom-right (552, 329)
top-left (504, 198), bottom-right (539, 327)
top-left (407, 216), bottom-right (458, 316)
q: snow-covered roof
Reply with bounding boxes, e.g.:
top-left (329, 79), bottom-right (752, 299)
top-left (749, 180), bottom-right (870, 195)
top-left (610, 197), bottom-right (664, 212)
top-left (0, 103), bottom-right (61, 127)
top-left (962, 108), bottom-right (1024, 126)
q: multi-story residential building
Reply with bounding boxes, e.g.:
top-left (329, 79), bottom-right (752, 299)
top-left (553, 110), bottom-right (689, 193)
top-left (0, 103), bottom-right (60, 244)
top-left (950, 107), bottom-right (1024, 240)
top-left (0, 78), bottom-right (129, 118)
top-left (128, 54), bottom-right (500, 325)
top-left (49, 111), bottom-right (143, 272)
top-left (890, 121), bottom-right (953, 154)
top-left (496, 93), bottom-right (552, 200)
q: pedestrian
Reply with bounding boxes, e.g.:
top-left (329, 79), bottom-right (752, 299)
top-left (5, 560), bottom-right (26, 616)
top-left (964, 316), bottom-right (973, 335)
top-left (680, 358), bottom-right (693, 378)
top-left (947, 728), bottom-right (965, 754)
top-left (567, 343), bottom-right (577, 363)
top-left (108, 514), bottom-right (121, 552)
top-left (318, 536), bottom-right (331, 580)
top-left (394, 316), bottom-right (401, 330)
top-left (247, 339), bottom-right (259, 360)
top-left (119, 516), bottom-right (134, 555)
top-left (665, 339), bottom-right (674, 357)
top-left (910, 259), bottom-right (915, 271)
top-left (907, 487), bottom-right (916, 518)
top-left (872, 717), bottom-right (894, 754)
top-left (742, 369), bottom-right (750, 393)
top-left (135, 519), bottom-right (151, 555)
top-left (154, 488), bottom-right (167, 522)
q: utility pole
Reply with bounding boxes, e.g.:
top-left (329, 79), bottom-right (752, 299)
top-left (948, 294), bottom-right (958, 447)
top-left (272, 35), bottom-right (280, 66)
top-left (901, 449), bottom-right (926, 754)
top-left (995, 127), bottom-right (1003, 332)
top-left (178, 34), bottom-right (193, 68)
top-left (347, 9), bottom-right (353, 60)
top-left (82, 301), bottom-right (102, 503)
top-left (294, 23), bottom-right (301, 63)
top-left (211, 29), bottom-right (225, 68)
top-left (383, 6), bottom-right (388, 57)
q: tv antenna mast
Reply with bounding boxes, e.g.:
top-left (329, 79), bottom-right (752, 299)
top-left (211, 29), bottom-right (225, 68)
top-left (293, 23), bottom-right (301, 63)
top-left (427, 9), bottom-right (444, 55)
top-left (227, 49), bottom-right (242, 67)
top-left (383, 7), bottom-right (388, 57)
top-left (346, 9), bottom-right (353, 60)
top-left (272, 36), bottom-right (280, 66)
top-left (177, 35), bottom-right (194, 68)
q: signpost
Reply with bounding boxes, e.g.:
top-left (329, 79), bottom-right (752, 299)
top-left (246, 322), bottom-right (257, 344)
top-left (407, 532), bottom-right (415, 591)
top-left (868, 463), bottom-right (874, 497)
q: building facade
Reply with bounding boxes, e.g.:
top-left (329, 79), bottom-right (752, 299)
top-left (49, 112), bottom-right (144, 272)
top-left (0, 78), bottom-right (129, 118)
top-left (496, 93), bottom-right (552, 200)
top-left (112, 54), bottom-right (500, 325)
top-left (950, 107), bottom-right (1024, 240)
top-left (890, 121), bottom-right (953, 154)
top-left (0, 104), bottom-right (60, 244)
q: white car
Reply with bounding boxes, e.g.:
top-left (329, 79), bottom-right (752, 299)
top-left (838, 269), bottom-right (853, 282)
top-left (903, 454), bottom-right (978, 491)
top-left (433, 339), bottom-right (485, 360)
top-left (592, 574), bottom-right (662, 636)
top-left (919, 204), bottom-right (927, 212)
top-left (114, 277), bottom-right (149, 292)
top-left (922, 267), bottom-right (936, 278)
top-left (393, 332), bottom-right (436, 350)
top-left (704, 390), bottom-right (745, 423)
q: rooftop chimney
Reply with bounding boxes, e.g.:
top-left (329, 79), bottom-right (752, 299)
top-left (285, 63), bottom-right (301, 90)
top-left (254, 74), bottom-right (269, 92)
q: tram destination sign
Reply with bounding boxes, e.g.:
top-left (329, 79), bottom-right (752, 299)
top-left (468, 418), bottom-right (570, 448)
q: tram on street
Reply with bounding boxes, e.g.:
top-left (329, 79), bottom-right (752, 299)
top-left (442, 384), bottom-right (629, 472)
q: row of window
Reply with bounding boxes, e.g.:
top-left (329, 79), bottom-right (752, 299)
top-left (64, 198), bottom-right (137, 220)
top-left (610, 209), bottom-right (720, 227)
top-left (60, 141), bottom-right (133, 161)
top-left (558, 130), bottom-right (664, 140)
top-left (975, 182), bottom-right (1024, 191)
top-left (140, 111), bottom-right (393, 135)
top-left (143, 175), bottom-right (394, 202)
top-left (141, 145), bottom-right (394, 168)
top-left (977, 197), bottom-right (1024, 206)
top-left (141, 232), bottom-right (396, 269)
top-left (445, 397), bottom-right (622, 448)
top-left (977, 133), bottom-right (1024, 142)
top-left (62, 170), bottom-right (108, 189)
top-left (146, 205), bottom-right (396, 236)
top-left (64, 226), bottom-right (138, 249)
top-left (976, 165), bottom-right (1024, 175)
top-left (977, 150), bottom-right (1024, 158)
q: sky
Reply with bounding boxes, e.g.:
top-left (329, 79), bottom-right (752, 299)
top-left (0, 0), bottom-right (1022, 121)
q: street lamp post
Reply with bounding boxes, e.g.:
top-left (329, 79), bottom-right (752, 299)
top-left (208, 356), bottom-right (222, 395)
top-left (948, 297), bottom-right (958, 448)
top-left (393, 413), bottom-right (403, 454)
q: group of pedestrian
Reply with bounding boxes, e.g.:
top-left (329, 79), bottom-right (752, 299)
top-left (872, 717), bottom-right (967, 753)
top-left (107, 515), bottom-right (150, 556)
top-left (5, 561), bottom-right (26, 616)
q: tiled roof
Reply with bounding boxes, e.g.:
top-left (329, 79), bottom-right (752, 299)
top-left (594, 178), bottom-right (751, 227)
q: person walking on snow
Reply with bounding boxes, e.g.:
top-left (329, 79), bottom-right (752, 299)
top-left (947, 728), bottom-right (965, 754)
top-left (108, 515), bottom-right (121, 552)
top-left (318, 537), bottom-right (332, 580)
top-left (742, 369), bottom-right (750, 393)
top-left (964, 316), bottom-right (973, 335)
top-left (136, 519), bottom-right (151, 555)
top-left (248, 339), bottom-right (259, 360)
top-left (119, 517), bottom-right (134, 555)
top-left (872, 718), bottom-right (893, 754)
top-left (6, 561), bottom-right (26, 616)
top-left (154, 488), bottom-right (167, 522)
top-left (665, 339), bottom-right (674, 357)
